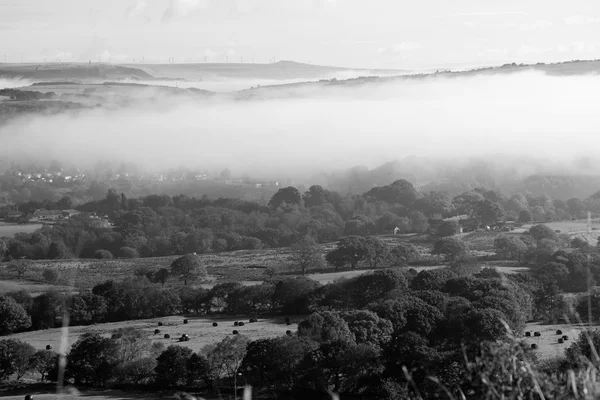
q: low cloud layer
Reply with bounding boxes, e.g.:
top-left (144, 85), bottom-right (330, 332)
top-left (2, 70), bottom-right (600, 181)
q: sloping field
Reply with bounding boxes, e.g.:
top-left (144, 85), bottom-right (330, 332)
top-left (0, 279), bottom-right (75, 295)
top-left (523, 322), bottom-right (588, 359)
top-left (6, 315), bottom-right (297, 355)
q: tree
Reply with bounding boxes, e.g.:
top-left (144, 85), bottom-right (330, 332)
top-left (30, 349), bottom-right (59, 382)
top-left (410, 268), bottom-right (458, 291)
top-left (170, 254), bottom-right (206, 285)
top-left (297, 311), bottom-right (355, 344)
top-left (120, 246), bottom-right (139, 258)
top-left (47, 242), bottom-right (69, 259)
top-left (432, 237), bottom-right (469, 262)
top-left (155, 345), bottom-right (194, 387)
top-left (389, 243), bottom-right (419, 265)
top-left (303, 185), bottom-right (329, 208)
top-left (205, 335), bottom-right (250, 399)
top-left (343, 310), bottom-right (393, 349)
top-left (518, 209), bottom-right (532, 223)
top-left (363, 237), bottom-right (391, 269)
top-left (66, 333), bottom-right (116, 386)
top-left (571, 237), bottom-right (588, 249)
top-left (290, 236), bottom-right (324, 276)
top-left (494, 235), bottom-right (527, 261)
top-left (43, 268), bottom-right (59, 283)
top-left (152, 268), bottom-right (170, 287)
top-left (94, 249), bottom-right (114, 259)
top-left (529, 224), bottom-right (558, 242)
top-left (408, 210), bottom-right (429, 233)
top-left (0, 294), bottom-right (31, 335)
top-left (437, 220), bottom-right (460, 237)
top-left (325, 236), bottom-right (368, 270)
top-left (0, 339), bottom-right (18, 381)
top-left (10, 340), bottom-right (36, 380)
top-left (475, 200), bottom-right (505, 226)
top-left (268, 187), bottom-right (302, 209)
top-left (271, 277), bottom-right (319, 314)
top-left (8, 260), bottom-right (28, 279)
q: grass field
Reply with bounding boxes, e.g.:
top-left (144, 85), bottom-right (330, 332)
top-left (522, 321), bottom-right (588, 360)
top-left (6, 314), bottom-right (297, 355)
top-left (0, 280), bottom-right (76, 296)
top-left (0, 222), bottom-right (43, 237)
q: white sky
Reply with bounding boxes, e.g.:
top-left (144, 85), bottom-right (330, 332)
top-left (1, 0), bottom-right (600, 69)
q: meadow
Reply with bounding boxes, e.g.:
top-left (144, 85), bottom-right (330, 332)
top-left (5, 314), bottom-right (297, 355)
top-left (0, 222), bottom-right (43, 237)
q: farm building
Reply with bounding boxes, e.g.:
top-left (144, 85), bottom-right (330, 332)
top-left (32, 209), bottom-right (64, 222)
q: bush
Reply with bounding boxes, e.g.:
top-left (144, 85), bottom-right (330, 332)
top-left (42, 268), bottom-right (59, 283)
top-left (120, 246), bottom-right (139, 259)
top-left (94, 249), bottom-right (114, 260)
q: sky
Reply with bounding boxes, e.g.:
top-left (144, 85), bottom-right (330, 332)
top-left (1, 0), bottom-right (600, 69)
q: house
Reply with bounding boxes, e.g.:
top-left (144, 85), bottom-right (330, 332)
top-left (32, 209), bottom-right (64, 222)
top-left (4, 211), bottom-right (24, 222)
top-left (62, 209), bottom-right (81, 218)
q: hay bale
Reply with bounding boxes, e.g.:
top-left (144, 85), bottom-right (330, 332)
top-left (154, 329), bottom-right (160, 334)
top-left (563, 335), bottom-right (569, 340)
top-left (25, 395), bottom-right (34, 400)
top-left (45, 345), bottom-right (52, 350)
top-left (164, 334), bottom-right (170, 339)
top-left (534, 332), bottom-right (541, 337)
top-left (234, 321), bottom-right (239, 326)
top-left (239, 322), bottom-right (245, 326)
top-left (213, 322), bottom-right (218, 327)
top-left (158, 322), bottom-right (163, 326)
top-left (233, 330), bottom-right (239, 335)
top-left (531, 344), bottom-right (537, 349)
top-left (558, 338), bottom-right (564, 344)
top-left (183, 319), bottom-right (188, 324)
top-left (525, 332), bottom-right (531, 337)
top-left (556, 329), bottom-right (563, 335)
top-left (286, 330), bottom-right (292, 335)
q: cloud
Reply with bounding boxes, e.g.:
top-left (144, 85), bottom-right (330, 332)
top-left (565, 15), bottom-right (600, 25)
top-left (517, 20), bottom-right (552, 31)
top-left (162, 0), bottom-right (209, 22)
top-left (125, 0), bottom-right (147, 18)
top-left (477, 48), bottom-right (509, 60)
top-left (464, 21), bottom-right (476, 28)
top-left (518, 44), bottom-right (551, 55)
top-left (378, 42), bottom-right (422, 55)
top-left (434, 11), bottom-right (527, 18)
top-left (557, 41), bottom-right (597, 53)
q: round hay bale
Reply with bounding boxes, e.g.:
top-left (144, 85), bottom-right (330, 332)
top-left (164, 334), bottom-right (170, 339)
top-left (556, 329), bottom-right (562, 335)
top-left (154, 329), bottom-right (160, 334)
top-left (234, 321), bottom-right (239, 326)
top-left (233, 330), bottom-right (239, 335)
top-left (25, 395), bottom-right (34, 400)
top-left (213, 322), bottom-right (218, 327)
top-left (531, 344), bottom-right (537, 349)
top-left (286, 330), bottom-right (292, 335)
top-left (525, 332), bottom-right (531, 337)
top-left (558, 338), bottom-right (564, 344)
top-left (46, 345), bottom-right (52, 350)
top-left (183, 319), bottom-right (188, 324)
top-left (563, 335), bottom-right (569, 340)
top-left (239, 322), bottom-right (245, 326)
top-left (534, 332), bottom-right (541, 337)
top-left (158, 322), bottom-right (163, 326)
top-left (249, 318), bottom-right (255, 323)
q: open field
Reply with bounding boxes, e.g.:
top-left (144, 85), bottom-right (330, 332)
top-left (523, 322), bottom-right (589, 360)
top-left (0, 279), bottom-right (76, 296)
top-left (6, 314), bottom-right (297, 355)
top-left (0, 222), bottom-right (43, 237)
top-left (0, 390), bottom-right (167, 400)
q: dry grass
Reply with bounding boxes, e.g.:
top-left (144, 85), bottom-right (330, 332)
top-left (6, 314), bottom-right (297, 354)
top-left (0, 222), bottom-right (43, 237)
top-left (522, 321), bottom-right (589, 360)
top-left (0, 280), bottom-right (76, 295)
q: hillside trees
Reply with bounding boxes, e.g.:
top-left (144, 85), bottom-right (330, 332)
top-left (170, 253), bottom-right (206, 285)
top-left (432, 237), bottom-right (469, 261)
top-left (0, 294), bottom-right (31, 335)
top-left (290, 236), bottom-right (324, 275)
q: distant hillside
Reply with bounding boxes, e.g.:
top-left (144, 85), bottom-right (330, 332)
top-left (125, 60), bottom-right (408, 81)
top-left (0, 63), bottom-right (154, 82)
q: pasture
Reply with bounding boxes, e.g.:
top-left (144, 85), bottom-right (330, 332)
top-left (6, 315), bottom-right (297, 355)
top-left (0, 222), bottom-right (43, 237)
top-left (523, 322), bottom-right (589, 360)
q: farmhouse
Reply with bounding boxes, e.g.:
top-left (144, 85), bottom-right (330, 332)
top-left (32, 209), bottom-right (64, 222)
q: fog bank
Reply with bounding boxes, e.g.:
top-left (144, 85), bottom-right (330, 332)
top-left (2, 70), bottom-right (600, 180)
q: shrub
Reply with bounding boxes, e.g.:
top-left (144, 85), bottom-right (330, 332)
top-left (94, 249), bottom-right (114, 260)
